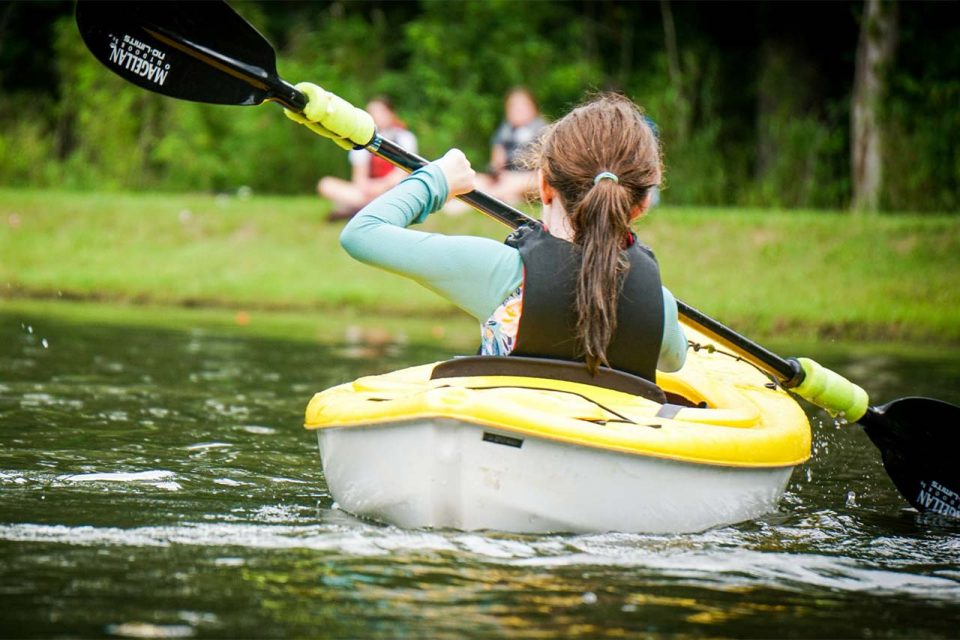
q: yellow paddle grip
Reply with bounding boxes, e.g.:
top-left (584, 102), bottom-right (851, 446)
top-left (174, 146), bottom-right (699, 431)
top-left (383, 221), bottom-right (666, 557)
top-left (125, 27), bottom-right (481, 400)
top-left (793, 357), bottom-right (868, 422)
top-left (283, 82), bottom-right (376, 151)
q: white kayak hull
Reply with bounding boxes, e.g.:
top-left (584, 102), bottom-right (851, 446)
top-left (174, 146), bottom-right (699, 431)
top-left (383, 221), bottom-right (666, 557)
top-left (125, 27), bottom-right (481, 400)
top-left (318, 417), bottom-right (794, 534)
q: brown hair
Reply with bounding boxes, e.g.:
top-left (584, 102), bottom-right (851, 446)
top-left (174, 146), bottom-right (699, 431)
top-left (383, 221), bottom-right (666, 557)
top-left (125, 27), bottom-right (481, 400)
top-left (505, 86), bottom-right (539, 112)
top-left (368, 95), bottom-right (405, 129)
top-left (523, 93), bottom-right (662, 373)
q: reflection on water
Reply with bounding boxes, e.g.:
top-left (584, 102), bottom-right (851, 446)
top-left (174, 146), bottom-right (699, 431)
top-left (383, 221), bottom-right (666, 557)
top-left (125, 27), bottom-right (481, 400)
top-left (1, 308), bottom-right (959, 638)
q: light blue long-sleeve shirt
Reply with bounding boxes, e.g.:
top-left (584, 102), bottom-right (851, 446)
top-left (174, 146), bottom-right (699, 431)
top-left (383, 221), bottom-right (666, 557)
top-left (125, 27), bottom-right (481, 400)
top-left (340, 163), bottom-right (687, 372)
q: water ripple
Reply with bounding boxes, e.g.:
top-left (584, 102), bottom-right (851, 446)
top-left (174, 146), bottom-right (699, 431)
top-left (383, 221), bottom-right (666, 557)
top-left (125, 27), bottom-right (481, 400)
top-left (4, 311), bottom-right (960, 637)
top-left (1, 521), bottom-right (957, 602)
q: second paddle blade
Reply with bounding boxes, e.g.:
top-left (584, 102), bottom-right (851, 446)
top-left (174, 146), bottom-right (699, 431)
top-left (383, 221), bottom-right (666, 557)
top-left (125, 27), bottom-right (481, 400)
top-left (76, 0), bottom-right (278, 106)
top-left (861, 397), bottom-right (960, 519)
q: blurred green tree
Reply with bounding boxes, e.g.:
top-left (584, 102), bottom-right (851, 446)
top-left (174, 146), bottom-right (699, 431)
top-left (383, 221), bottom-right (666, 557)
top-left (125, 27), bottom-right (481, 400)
top-left (0, 0), bottom-right (955, 211)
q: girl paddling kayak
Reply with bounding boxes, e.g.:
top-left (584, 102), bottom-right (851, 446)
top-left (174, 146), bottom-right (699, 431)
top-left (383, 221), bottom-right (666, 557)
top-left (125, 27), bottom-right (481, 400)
top-left (339, 93), bottom-right (686, 381)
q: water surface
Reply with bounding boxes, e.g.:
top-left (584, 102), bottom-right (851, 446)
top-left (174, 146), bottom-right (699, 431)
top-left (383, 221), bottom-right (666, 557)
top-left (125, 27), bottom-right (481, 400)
top-left (2, 307), bottom-right (959, 638)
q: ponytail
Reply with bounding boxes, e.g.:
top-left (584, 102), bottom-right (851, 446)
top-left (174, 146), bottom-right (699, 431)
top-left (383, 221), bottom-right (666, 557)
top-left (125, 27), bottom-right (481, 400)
top-left (527, 93), bottom-right (662, 374)
top-left (573, 179), bottom-right (634, 373)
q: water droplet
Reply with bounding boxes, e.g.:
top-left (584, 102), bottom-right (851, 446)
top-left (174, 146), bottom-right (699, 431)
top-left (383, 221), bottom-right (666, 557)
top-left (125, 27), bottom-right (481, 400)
top-left (581, 591), bottom-right (598, 604)
top-left (41, 338), bottom-right (49, 349)
top-left (846, 491), bottom-right (858, 508)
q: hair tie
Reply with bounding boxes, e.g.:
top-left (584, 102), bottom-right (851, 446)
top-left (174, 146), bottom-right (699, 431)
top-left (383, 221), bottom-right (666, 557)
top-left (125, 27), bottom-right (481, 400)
top-left (593, 171), bottom-right (619, 185)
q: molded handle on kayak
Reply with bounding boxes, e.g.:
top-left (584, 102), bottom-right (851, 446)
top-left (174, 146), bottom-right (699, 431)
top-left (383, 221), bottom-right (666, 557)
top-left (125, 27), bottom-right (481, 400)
top-left (791, 357), bottom-right (869, 422)
top-left (284, 82), bottom-right (375, 150)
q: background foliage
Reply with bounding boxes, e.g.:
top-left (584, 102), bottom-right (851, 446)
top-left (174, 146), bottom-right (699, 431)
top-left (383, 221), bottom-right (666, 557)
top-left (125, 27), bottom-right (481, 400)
top-left (0, 0), bottom-right (957, 211)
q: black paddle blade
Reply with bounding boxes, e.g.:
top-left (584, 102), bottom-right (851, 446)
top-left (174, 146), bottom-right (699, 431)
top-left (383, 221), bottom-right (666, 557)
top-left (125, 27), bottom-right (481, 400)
top-left (75, 0), bottom-right (303, 110)
top-left (859, 397), bottom-right (960, 519)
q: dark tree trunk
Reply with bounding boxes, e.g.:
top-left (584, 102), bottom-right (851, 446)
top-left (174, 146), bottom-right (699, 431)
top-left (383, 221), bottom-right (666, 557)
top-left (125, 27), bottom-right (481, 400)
top-left (659, 0), bottom-right (690, 140)
top-left (852, 0), bottom-right (898, 212)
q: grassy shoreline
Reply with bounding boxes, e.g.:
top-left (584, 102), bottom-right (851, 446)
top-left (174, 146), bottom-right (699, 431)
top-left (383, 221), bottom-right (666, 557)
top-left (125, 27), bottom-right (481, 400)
top-left (3, 187), bottom-right (959, 344)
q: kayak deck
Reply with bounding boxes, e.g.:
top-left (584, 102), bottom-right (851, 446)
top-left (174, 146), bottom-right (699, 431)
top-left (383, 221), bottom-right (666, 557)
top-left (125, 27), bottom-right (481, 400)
top-left (303, 322), bottom-right (812, 533)
top-left (305, 325), bottom-right (811, 469)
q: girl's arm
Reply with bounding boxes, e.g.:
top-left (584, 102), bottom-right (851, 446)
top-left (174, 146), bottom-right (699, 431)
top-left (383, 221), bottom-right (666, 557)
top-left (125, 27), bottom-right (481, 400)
top-left (340, 154), bottom-right (688, 373)
top-left (339, 161), bottom-right (523, 321)
top-left (658, 287), bottom-right (687, 372)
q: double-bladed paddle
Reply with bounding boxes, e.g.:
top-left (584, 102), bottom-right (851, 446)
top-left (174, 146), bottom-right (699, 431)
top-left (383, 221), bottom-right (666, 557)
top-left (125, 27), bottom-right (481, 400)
top-left (75, 0), bottom-right (960, 520)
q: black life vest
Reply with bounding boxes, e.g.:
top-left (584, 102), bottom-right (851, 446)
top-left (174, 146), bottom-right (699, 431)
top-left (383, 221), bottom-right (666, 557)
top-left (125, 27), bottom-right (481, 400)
top-left (504, 222), bottom-right (664, 382)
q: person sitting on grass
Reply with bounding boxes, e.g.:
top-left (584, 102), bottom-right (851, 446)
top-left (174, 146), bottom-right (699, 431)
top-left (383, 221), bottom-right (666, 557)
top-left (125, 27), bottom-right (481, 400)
top-left (339, 93), bottom-right (686, 380)
top-left (317, 96), bottom-right (418, 222)
top-left (446, 87), bottom-right (547, 215)
top-left (486, 87), bottom-right (547, 200)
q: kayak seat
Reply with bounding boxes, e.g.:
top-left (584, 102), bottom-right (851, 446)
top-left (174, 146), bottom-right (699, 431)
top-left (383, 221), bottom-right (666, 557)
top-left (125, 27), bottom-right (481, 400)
top-left (430, 355), bottom-right (667, 404)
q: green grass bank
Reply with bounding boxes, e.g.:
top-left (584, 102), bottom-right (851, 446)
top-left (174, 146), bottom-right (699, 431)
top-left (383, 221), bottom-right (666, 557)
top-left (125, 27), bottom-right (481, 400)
top-left (2, 187), bottom-right (959, 344)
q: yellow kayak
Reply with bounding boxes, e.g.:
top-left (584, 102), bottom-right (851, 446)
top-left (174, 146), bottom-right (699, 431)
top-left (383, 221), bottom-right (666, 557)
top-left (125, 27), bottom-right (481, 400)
top-left (305, 321), bottom-right (811, 534)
